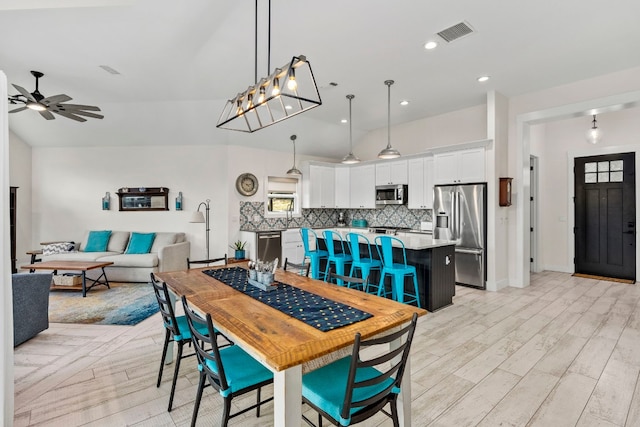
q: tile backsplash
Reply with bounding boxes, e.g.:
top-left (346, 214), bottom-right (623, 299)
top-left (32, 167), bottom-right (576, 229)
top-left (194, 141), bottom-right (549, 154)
top-left (240, 202), bottom-right (432, 231)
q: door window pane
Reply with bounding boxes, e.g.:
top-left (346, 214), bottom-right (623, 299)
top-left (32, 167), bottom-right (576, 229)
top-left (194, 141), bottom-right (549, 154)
top-left (610, 160), bottom-right (623, 171)
top-left (610, 171), bottom-right (623, 182)
top-left (585, 159), bottom-right (625, 184)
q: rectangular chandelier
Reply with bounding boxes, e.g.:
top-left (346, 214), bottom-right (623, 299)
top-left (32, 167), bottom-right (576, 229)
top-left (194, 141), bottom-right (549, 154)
top-left (216, 55), bottom-right (322, 133)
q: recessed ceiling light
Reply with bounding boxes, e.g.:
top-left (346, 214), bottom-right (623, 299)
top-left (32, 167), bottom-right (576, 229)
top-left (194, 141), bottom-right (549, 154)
top-left (285, 105), bottom-right (293, 110)
top-left (424, 41), bottom-right (438, 50)
top-left (400, 100), bottom-right (409, 106)
top-left (341, 119), bottom-right (348, 123)
top-left (477, 75), bottom-right (490, 82)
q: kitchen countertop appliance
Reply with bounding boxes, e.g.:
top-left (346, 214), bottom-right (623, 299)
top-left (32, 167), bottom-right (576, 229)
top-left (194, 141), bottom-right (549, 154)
top-left (434, 183), bottom-right (487, 289)
top-left (337, 211), bottom-right (347, 227)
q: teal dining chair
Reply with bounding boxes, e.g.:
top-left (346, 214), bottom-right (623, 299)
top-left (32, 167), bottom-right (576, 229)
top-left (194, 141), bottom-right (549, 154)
top-left (322, 230), bottom-right (353, 286)
top-left (302, 313), bottom-right (419, 427)
top-left (181, 295), bottom-right (274, 427)
top-left (346, 232), bottom-right (382, 294)
top-left (374, 235), bottom-right (421, 307)
top-left (150, 273), bottom-right (213, 412)
top-left (301, 228), bottom-right (329, 280)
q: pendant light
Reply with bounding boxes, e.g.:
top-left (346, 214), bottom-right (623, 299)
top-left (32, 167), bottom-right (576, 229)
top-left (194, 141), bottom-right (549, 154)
top-left (286, 134), bottom-right (302, 176)
top-left (341, 94), bottom-right (361, 164)
top-left (378, 80), bottom-right (401, 159)
top-left (216, 0), bottom-right (321, 133)
top-left (586, 114), bottom-right (603, 144)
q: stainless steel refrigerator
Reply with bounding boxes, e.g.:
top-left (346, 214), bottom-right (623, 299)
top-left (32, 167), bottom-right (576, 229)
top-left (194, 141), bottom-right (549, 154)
top-left (433, 183), bottom-right (487, 289)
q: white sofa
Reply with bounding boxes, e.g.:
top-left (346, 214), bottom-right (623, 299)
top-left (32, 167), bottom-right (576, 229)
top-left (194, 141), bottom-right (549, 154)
top-left (42, 231), bottom-right (190, 283)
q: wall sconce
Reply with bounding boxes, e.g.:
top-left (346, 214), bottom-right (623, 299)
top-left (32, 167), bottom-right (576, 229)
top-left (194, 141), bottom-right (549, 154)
top-left (175, 191), bottom-right (183, 210)
top-left (102, 192), bottom-right (110, 210)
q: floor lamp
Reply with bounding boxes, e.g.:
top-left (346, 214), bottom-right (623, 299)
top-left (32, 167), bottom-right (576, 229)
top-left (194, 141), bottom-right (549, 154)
top-left (189, 199), bottom-right (210, 260)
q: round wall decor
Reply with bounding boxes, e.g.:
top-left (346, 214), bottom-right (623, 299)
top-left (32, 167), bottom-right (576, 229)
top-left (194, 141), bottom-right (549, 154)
top-left (236, 173), bottom-right (259, 196)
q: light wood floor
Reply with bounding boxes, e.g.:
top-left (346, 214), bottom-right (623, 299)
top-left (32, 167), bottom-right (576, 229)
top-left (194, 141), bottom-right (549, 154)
top-left (13, 271), bottom-right (640, 426)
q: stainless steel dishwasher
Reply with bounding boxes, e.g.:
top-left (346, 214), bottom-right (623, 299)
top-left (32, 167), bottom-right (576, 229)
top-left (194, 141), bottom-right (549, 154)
top-left (256, 230), bottom-right (282, 263)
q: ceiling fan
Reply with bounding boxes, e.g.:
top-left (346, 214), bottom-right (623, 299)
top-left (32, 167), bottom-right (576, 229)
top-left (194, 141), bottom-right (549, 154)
top-left (8, 70), bottom-right (103, 122)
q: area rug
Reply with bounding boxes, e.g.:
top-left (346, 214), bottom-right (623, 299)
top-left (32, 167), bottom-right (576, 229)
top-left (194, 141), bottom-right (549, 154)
top-left (48, 282), bottom-right (159, 325)
top-left (572, 273), bottom-right (635, 284)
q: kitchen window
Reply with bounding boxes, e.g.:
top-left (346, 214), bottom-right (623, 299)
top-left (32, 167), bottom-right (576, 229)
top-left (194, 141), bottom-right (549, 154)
top-left (265, 176), bottom-right (300, 217)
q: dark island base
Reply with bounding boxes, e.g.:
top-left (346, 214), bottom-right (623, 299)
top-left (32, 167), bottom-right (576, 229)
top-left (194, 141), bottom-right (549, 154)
top-left (318, 238), bottom-right (456, 312)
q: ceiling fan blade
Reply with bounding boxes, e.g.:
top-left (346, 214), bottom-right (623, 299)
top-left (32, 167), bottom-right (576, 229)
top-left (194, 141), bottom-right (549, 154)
top-left (9, 106), bottom-right (28, 113)
top-left (39, 110), bottom-right (55, 120)
top-left (57, 104), bottom-right (101, 111)
top-left (70, 110), bottom-right (104, 120)
top-left (41, 94), bottom-right (72, 105)
top-left (53, 110), bottom-right (87, 122)
top-left (12, 84), bottom-right (36, 102)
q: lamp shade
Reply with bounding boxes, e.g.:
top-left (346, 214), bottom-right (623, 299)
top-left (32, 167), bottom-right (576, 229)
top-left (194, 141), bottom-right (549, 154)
top-left (189, 211), bottom-right (205, 223)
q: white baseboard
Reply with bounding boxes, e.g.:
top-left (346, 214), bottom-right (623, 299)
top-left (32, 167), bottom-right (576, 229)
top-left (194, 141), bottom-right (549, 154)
top-left (541, 264), bottom-right (574, 274)
top-left (486, 278), bottom-right (509, 292)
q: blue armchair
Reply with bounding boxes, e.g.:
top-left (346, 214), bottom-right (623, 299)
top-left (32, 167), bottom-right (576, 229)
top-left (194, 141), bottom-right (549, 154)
top-left (12, 273), bottom-right (52, 347)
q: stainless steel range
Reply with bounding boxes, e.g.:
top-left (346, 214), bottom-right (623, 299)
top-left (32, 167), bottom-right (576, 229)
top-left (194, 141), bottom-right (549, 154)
top-left (368, 226), bottom-right (412, 235)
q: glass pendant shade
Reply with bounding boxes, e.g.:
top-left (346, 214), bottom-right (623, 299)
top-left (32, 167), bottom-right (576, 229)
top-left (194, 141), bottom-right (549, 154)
top-left (341, 94), bottom-right (361, 164)
top-left (286, 134), bottom-right (302, 176)
top-left (378, 80), bottom-right (401, 159)
top-left (586, 115), bottom-right (603, 144)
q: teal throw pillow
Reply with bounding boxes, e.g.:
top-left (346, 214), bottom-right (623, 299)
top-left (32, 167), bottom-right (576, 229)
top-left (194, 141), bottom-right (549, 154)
top-left (125, 232), bottom-right (156, 254)
top-left (84, 230), bottom-right (112, 252)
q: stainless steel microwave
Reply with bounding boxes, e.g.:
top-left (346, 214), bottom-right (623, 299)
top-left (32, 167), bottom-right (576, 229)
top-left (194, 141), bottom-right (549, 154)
top-left (375, 184), bottom-right (408, 207)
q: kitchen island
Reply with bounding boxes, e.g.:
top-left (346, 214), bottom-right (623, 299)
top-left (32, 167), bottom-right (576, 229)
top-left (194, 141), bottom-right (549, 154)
top-left (318, 228), bottom-right (456, 312)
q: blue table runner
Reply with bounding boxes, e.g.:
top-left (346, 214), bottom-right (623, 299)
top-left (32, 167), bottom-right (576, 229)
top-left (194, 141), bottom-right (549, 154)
top-left (203, 267), bottom-right (373, 332)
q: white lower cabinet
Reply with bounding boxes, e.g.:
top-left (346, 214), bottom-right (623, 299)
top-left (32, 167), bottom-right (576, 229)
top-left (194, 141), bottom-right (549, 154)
top-left (281, 229), bottom-right (305, 264)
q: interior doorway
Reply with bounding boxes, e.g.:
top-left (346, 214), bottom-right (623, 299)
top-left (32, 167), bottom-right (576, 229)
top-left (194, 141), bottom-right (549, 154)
top-left (530, 156), bottom-right (539, 273)
top-left (574, 152), bottom-right (636, 281)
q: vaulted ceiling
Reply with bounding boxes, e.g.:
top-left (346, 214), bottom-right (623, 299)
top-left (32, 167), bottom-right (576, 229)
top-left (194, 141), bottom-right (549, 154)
top-left (2, 0), bottom-right (640, 158)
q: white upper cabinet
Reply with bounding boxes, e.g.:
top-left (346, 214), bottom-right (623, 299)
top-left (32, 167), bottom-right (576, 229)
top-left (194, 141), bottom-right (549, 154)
top-left (434, 147), bottom-right (485, 184)
top-left (408, 157), bottom-right (434, 209)
top-left (305, 164), bottom-right (335, 208)
top-left (350, 164), bottom-right (376, 209)
top-left (375, 160), bottom-right (408, 185)
top-left (334, 167), bottom-right (350, 209)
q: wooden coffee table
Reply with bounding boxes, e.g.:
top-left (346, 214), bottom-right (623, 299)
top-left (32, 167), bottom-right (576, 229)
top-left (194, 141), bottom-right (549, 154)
top-left (21, 260), bottom-right (113, 297)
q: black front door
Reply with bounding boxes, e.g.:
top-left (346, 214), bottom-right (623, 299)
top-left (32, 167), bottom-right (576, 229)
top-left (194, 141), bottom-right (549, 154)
top-left (575, 152), bottom-right (635, 280)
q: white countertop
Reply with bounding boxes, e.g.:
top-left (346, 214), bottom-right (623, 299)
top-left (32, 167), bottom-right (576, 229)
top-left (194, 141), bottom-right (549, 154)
top-left (316, 228), bottom-right (454, 251)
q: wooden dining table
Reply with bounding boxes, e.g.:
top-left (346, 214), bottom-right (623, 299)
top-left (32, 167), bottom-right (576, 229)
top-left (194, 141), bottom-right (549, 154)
top-left (154, 263), bottom-right (427, 426)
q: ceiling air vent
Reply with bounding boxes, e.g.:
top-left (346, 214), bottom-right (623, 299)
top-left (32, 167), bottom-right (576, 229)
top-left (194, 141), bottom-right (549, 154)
top-left (436, 21), bottom-right (475, 43)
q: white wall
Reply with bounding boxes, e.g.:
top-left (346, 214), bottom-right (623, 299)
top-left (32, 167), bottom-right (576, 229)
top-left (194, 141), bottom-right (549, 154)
top-left (508, 65), bottom-right (640, 285)
top-left (536, 107), bottom-right (640, 272)
top-left (31, 145), bottom-right (229, 260)
top-left (355, 104), bottom-right (487, 159)
top-left (26, 144), bottom-right (333, 263)
top-left (1, 71), bottom-right (15, 427)
top-left (9, 131), bottom-right (32, 267)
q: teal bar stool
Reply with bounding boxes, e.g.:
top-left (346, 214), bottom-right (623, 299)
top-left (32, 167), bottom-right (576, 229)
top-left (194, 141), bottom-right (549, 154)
top-left (300, 228), bottom-right (329, 280)
top-left (346, 232), bottom-right (382, 294)
top-left (322, 230), bottom-right (353, 286)
top-left (374, 235), bottom-right (421, 307)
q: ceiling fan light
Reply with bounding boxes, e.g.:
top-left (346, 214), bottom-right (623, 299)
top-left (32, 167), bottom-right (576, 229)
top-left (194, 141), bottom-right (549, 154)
top-left (26, 101), bottom-right (46, 111)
